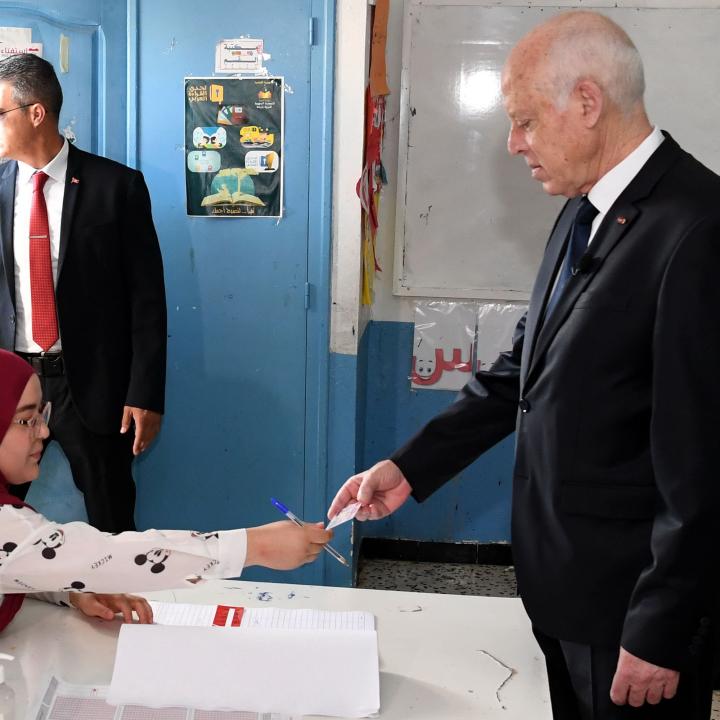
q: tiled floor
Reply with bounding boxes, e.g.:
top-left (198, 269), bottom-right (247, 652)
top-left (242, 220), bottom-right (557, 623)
top-left (358, 557), bottom-right (517, 597)
top-left (357, 558), bottom-right (720, 718)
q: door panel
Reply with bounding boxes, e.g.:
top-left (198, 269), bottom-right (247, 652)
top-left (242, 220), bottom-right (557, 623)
top-left (135, 0), bottom-right (315, 583)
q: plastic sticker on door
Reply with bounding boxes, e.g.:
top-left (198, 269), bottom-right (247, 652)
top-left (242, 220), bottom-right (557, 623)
top-left (411, 302), bottom-right (476, 391)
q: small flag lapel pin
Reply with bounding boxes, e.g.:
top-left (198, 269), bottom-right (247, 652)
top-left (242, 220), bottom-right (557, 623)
top-left (616, 216), bottom-right (627, 225)
top-left (70, 177), bottom-right (80, 184)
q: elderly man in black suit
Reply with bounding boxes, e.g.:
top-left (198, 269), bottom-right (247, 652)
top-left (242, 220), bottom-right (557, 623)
top-left (330, 11), bottom-right (719, 719)
top-left (0, 54), bottom-right (166, 533)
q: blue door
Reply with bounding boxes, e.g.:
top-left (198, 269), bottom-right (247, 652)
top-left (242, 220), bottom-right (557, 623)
top-left (134, 0), bottom-right (334, 585)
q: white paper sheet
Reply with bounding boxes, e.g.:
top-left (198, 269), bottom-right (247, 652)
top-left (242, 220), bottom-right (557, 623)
top-left (241, 607), bottom-right (375, 631)
top-left (108, 625), bottom-right (380, 717)
top-left (326, 501), bottom-right (362, 530)
top-left (0, 27), bottom-right (31, 45)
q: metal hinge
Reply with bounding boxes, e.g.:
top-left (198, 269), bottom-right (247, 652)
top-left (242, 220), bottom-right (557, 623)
top-left (304, 282), bottom-right (312, 309)
top-left (309, 17), bottom-right (317, 46)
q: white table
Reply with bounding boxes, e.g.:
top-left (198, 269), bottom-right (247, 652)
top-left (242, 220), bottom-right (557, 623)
top-left (0, 579), bottom-right (551, 719)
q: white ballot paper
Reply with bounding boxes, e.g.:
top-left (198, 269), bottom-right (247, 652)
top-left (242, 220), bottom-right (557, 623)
top-left (149, 600), bottom-right (375, 631)
top-left (326, 501), bottom-right (362, 530)
top-left (108, 624), bottom-right (380, 717)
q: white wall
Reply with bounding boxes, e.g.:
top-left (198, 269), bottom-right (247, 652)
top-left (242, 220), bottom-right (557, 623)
top-left (332, 0), bottom-right (720, 335)
top-left (330, 0), bottom-right (371, 354)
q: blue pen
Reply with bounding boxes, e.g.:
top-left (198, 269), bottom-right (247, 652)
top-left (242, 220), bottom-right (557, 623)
top-left (271, 498), bottom-right (349, 566)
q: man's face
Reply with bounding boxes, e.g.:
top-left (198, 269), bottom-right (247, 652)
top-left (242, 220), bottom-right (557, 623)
top-left (0, 81), bottom-right (35, 161)
top-left (502, 67), bottom-right (594, 198)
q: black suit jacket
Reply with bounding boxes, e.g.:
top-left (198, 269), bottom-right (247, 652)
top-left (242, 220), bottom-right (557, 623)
top-left (0, 143), bottom-right (166, 434)
top-left (392, 133), bottom-right (720, 670)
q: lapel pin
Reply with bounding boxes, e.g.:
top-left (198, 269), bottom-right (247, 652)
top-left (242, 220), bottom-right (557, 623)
top-left (70, 177), bottom-right (80, 184)
top-left (616, 216), bottom-right (627, 225)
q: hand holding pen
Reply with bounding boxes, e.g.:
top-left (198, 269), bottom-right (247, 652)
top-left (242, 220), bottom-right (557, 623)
top-left (271, 498), bottom-right (349, 566)
top-left (245, 519), bottom-right (332, 570)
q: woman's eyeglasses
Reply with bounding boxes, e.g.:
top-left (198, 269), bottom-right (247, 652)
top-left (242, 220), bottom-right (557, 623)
top-left (13, 402), bottom-right (52, 435)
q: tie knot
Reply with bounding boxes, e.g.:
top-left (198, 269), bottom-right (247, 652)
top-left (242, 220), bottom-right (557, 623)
top-left (32, 171), bottom-right (49, 192)
top-left (576, 196), bottom-right (598, 226)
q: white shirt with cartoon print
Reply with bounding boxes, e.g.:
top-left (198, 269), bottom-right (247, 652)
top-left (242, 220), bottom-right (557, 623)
top-left (0, 505), bottom-right (248, 604)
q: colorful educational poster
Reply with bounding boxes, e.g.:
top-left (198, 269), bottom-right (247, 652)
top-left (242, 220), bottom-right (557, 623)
top-left (184, 77), bottom-right (283, 217)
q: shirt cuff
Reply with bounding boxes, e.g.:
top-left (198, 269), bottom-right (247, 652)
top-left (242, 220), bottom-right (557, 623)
top-left (217, 529), bottom-right (248, 579)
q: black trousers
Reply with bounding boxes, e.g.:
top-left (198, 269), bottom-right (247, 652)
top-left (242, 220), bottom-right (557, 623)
top-left (533, 627), bottom-right (714, 720)
top-left (12, 372), bottom-right (136, 532)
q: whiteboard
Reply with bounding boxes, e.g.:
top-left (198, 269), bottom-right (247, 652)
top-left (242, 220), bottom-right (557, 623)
top-left (393, 2), bottom-right (720, 299)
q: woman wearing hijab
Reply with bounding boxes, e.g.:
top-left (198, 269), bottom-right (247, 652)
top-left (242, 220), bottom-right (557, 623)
top-left (0, 349), bottom-right (332, 631)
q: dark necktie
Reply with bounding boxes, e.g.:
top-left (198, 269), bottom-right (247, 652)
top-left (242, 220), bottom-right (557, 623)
top-left (544, 195), bottom-right (599, 319)
top-left (29, 171), bottom-right (59, 351)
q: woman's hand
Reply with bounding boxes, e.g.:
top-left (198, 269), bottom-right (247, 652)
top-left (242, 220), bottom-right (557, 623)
top-left (246, 521), bottom-right (333, 570)
top-left (69, 592), bottom-right (153, 624)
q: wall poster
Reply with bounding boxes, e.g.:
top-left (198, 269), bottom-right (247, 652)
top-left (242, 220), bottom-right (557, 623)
top-left (184, 76), bottom-right (283, 217)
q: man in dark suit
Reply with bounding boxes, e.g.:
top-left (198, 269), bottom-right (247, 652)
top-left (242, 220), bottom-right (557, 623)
top-left (0, 54), bottom-right (166, 532)
top-left (330, 11), bottom-right (719, 719)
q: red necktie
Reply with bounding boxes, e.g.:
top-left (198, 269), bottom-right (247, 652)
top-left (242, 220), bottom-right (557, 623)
top-left (29, 171), bottom-right (58, 351)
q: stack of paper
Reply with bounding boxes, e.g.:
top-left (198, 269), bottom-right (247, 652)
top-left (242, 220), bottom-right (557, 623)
top-left (107, 607), bottom-right (380, 717)
top-left (149, 600), bottom-right (375, 631)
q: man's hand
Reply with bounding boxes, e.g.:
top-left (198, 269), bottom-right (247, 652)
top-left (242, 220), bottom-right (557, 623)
top-left (69, 592), bottom-right (153, 624)
top-left (328, 460), bottom-right (412, 521)
top-left (610, 647), bottom-right (679, 707)
top-left (121, 406), bottom-right (163, 455)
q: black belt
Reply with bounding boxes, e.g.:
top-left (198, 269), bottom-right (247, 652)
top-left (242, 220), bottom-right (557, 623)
top-left (16, 351), bottom-right (65, 377)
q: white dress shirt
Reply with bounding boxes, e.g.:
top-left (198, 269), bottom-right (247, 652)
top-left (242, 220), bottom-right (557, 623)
top-left (587, 126), bottom-right (664, 243)
top-left (0, 505), bottom-right (248, 598)
top-left (544, 126), bottom-right (665, 304)
top-left (13, 138), bottom-right (69, 353)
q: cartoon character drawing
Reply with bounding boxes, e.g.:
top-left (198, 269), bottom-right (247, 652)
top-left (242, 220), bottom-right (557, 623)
top-left (34, 528), bottom-right (66, 559)
top-left (190, 531), bottom-right (220, 540)
top-left (239, 125), bottom-right (275, 148)
top-left (192, 126), bottom-right (227, 150)
top-left (62, 581), bottom-right (86, 591)
top-left (0, 542), bottom-right (17, 562)
top-left (134, 548), bottom-right (171, 574)
top-left (411, 347), bottom-right (472, 386)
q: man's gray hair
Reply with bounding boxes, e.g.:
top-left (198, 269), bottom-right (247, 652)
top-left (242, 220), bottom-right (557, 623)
top-left (544, 14), bottom-right (645, 114)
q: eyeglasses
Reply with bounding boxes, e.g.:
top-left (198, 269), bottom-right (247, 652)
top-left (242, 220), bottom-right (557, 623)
top-left (0, 102), bottom-right (35, 118)
top-left (13, 402), bottom-right (52, 435)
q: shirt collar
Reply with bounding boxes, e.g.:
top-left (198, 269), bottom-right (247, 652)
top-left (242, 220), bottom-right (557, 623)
top-left (16, 137), bottom-right (69, 186)
top-left (588, 126), bottom-right (664, 216)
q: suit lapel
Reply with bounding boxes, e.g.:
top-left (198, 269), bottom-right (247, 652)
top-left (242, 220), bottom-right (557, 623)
top-left (522, 131), bottom-right (684, 392)
top-left (58, 144), bottom-right (81, 278)
top-left (519, 198), bottom-right (576, 390)
top-left (0, 161), bottom-right (18, 305)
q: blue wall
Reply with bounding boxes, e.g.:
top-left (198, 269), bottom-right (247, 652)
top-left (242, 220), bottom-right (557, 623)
top-left (356, 321), bottom-right (514, 544)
